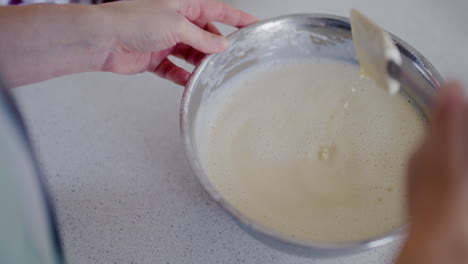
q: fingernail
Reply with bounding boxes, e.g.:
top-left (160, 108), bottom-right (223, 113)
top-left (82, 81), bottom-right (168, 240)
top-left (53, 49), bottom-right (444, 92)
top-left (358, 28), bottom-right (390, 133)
top-left (214, 36), bottom-right (228, 52)
top-left (442, 81), bottom-right (465, 102)
top-left (438, 81), bottom-right (465, 113)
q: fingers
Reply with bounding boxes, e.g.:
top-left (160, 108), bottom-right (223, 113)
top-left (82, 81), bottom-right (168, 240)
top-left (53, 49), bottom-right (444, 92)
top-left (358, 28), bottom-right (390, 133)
top-left (148, 47), bottom-right (174, 70)
top-left (431, 82), bottom-right (465, 140)
top-left (181, 0), bottom-right (257, 28)
top-left (431, 81), bottom-right (467, 172)
top-left (171, 44), bottom-right (206, 66)
top-left (151, 58), bottom-right (191, 86)
top-left (151, 21), bottom-right (224, 84)
top-left (431, 82), bottom-right (465, 130)
top-left (172, 22), bottom-right (220, 66)
top-left (178, 18), bottom-right (227, 54)
top-left (205, 21), bottom-right (222, 35)
top-left (199, 0), bottom-right (257, 27)
top-left (192, 20), bottom-right (222, 35)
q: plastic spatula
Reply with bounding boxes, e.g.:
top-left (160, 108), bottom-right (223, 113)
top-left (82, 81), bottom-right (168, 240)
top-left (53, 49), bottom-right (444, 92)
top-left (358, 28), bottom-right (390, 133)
top-left (350, 9), bottom-right (428, 99)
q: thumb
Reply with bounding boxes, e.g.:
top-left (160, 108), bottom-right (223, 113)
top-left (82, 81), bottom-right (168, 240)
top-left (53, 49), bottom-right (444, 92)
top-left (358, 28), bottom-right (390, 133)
top-left (431, 81), bottom-right (465, 137)
top-left (178, 19), bottom-right (228, 54)
top-left (433, 81), bottom-right (467, 173)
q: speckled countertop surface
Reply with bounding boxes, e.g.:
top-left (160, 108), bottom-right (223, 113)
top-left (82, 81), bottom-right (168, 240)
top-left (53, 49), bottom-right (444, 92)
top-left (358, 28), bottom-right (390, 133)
top-left (13, 0), bottom-right (467, 263)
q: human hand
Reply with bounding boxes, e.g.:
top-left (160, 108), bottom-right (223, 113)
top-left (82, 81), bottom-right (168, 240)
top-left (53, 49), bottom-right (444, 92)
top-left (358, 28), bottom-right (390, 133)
top-left (396, 82), bottom-right (468, 264)
top-left (98, 0), bottom-right (256, 85)
top-left (0, 0), bottom-right (254, 87)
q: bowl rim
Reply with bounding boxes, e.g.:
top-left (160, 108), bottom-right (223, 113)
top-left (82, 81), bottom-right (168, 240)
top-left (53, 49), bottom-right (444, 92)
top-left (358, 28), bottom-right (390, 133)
top-left (180, 13), bottom-right (443, 254)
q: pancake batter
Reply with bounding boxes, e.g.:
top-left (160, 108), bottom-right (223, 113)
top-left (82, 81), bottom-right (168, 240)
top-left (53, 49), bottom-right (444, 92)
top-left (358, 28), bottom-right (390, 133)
top-left (195, 59), bottom-right (425, 242)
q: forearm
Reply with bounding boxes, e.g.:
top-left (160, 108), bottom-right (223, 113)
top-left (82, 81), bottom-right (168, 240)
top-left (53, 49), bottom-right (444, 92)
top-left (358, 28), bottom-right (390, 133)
top-left (0, 4), bottom-right (111, 87)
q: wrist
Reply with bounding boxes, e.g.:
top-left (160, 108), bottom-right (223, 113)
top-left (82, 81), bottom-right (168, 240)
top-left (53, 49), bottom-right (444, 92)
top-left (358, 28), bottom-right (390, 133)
top-left (80, 4), bottom-right (116, 72)
top-left (91, 2), bottom-right (133, 73)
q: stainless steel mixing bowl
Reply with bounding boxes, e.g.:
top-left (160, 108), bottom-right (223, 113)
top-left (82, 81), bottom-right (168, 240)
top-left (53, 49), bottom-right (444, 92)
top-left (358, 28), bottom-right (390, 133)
top-left (180, 14), bottom-right (443, 257)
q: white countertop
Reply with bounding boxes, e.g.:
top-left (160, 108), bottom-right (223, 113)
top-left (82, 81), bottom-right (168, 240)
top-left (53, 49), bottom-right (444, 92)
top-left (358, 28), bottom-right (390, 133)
top-left (13, 0), bottom-right (467, 263)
